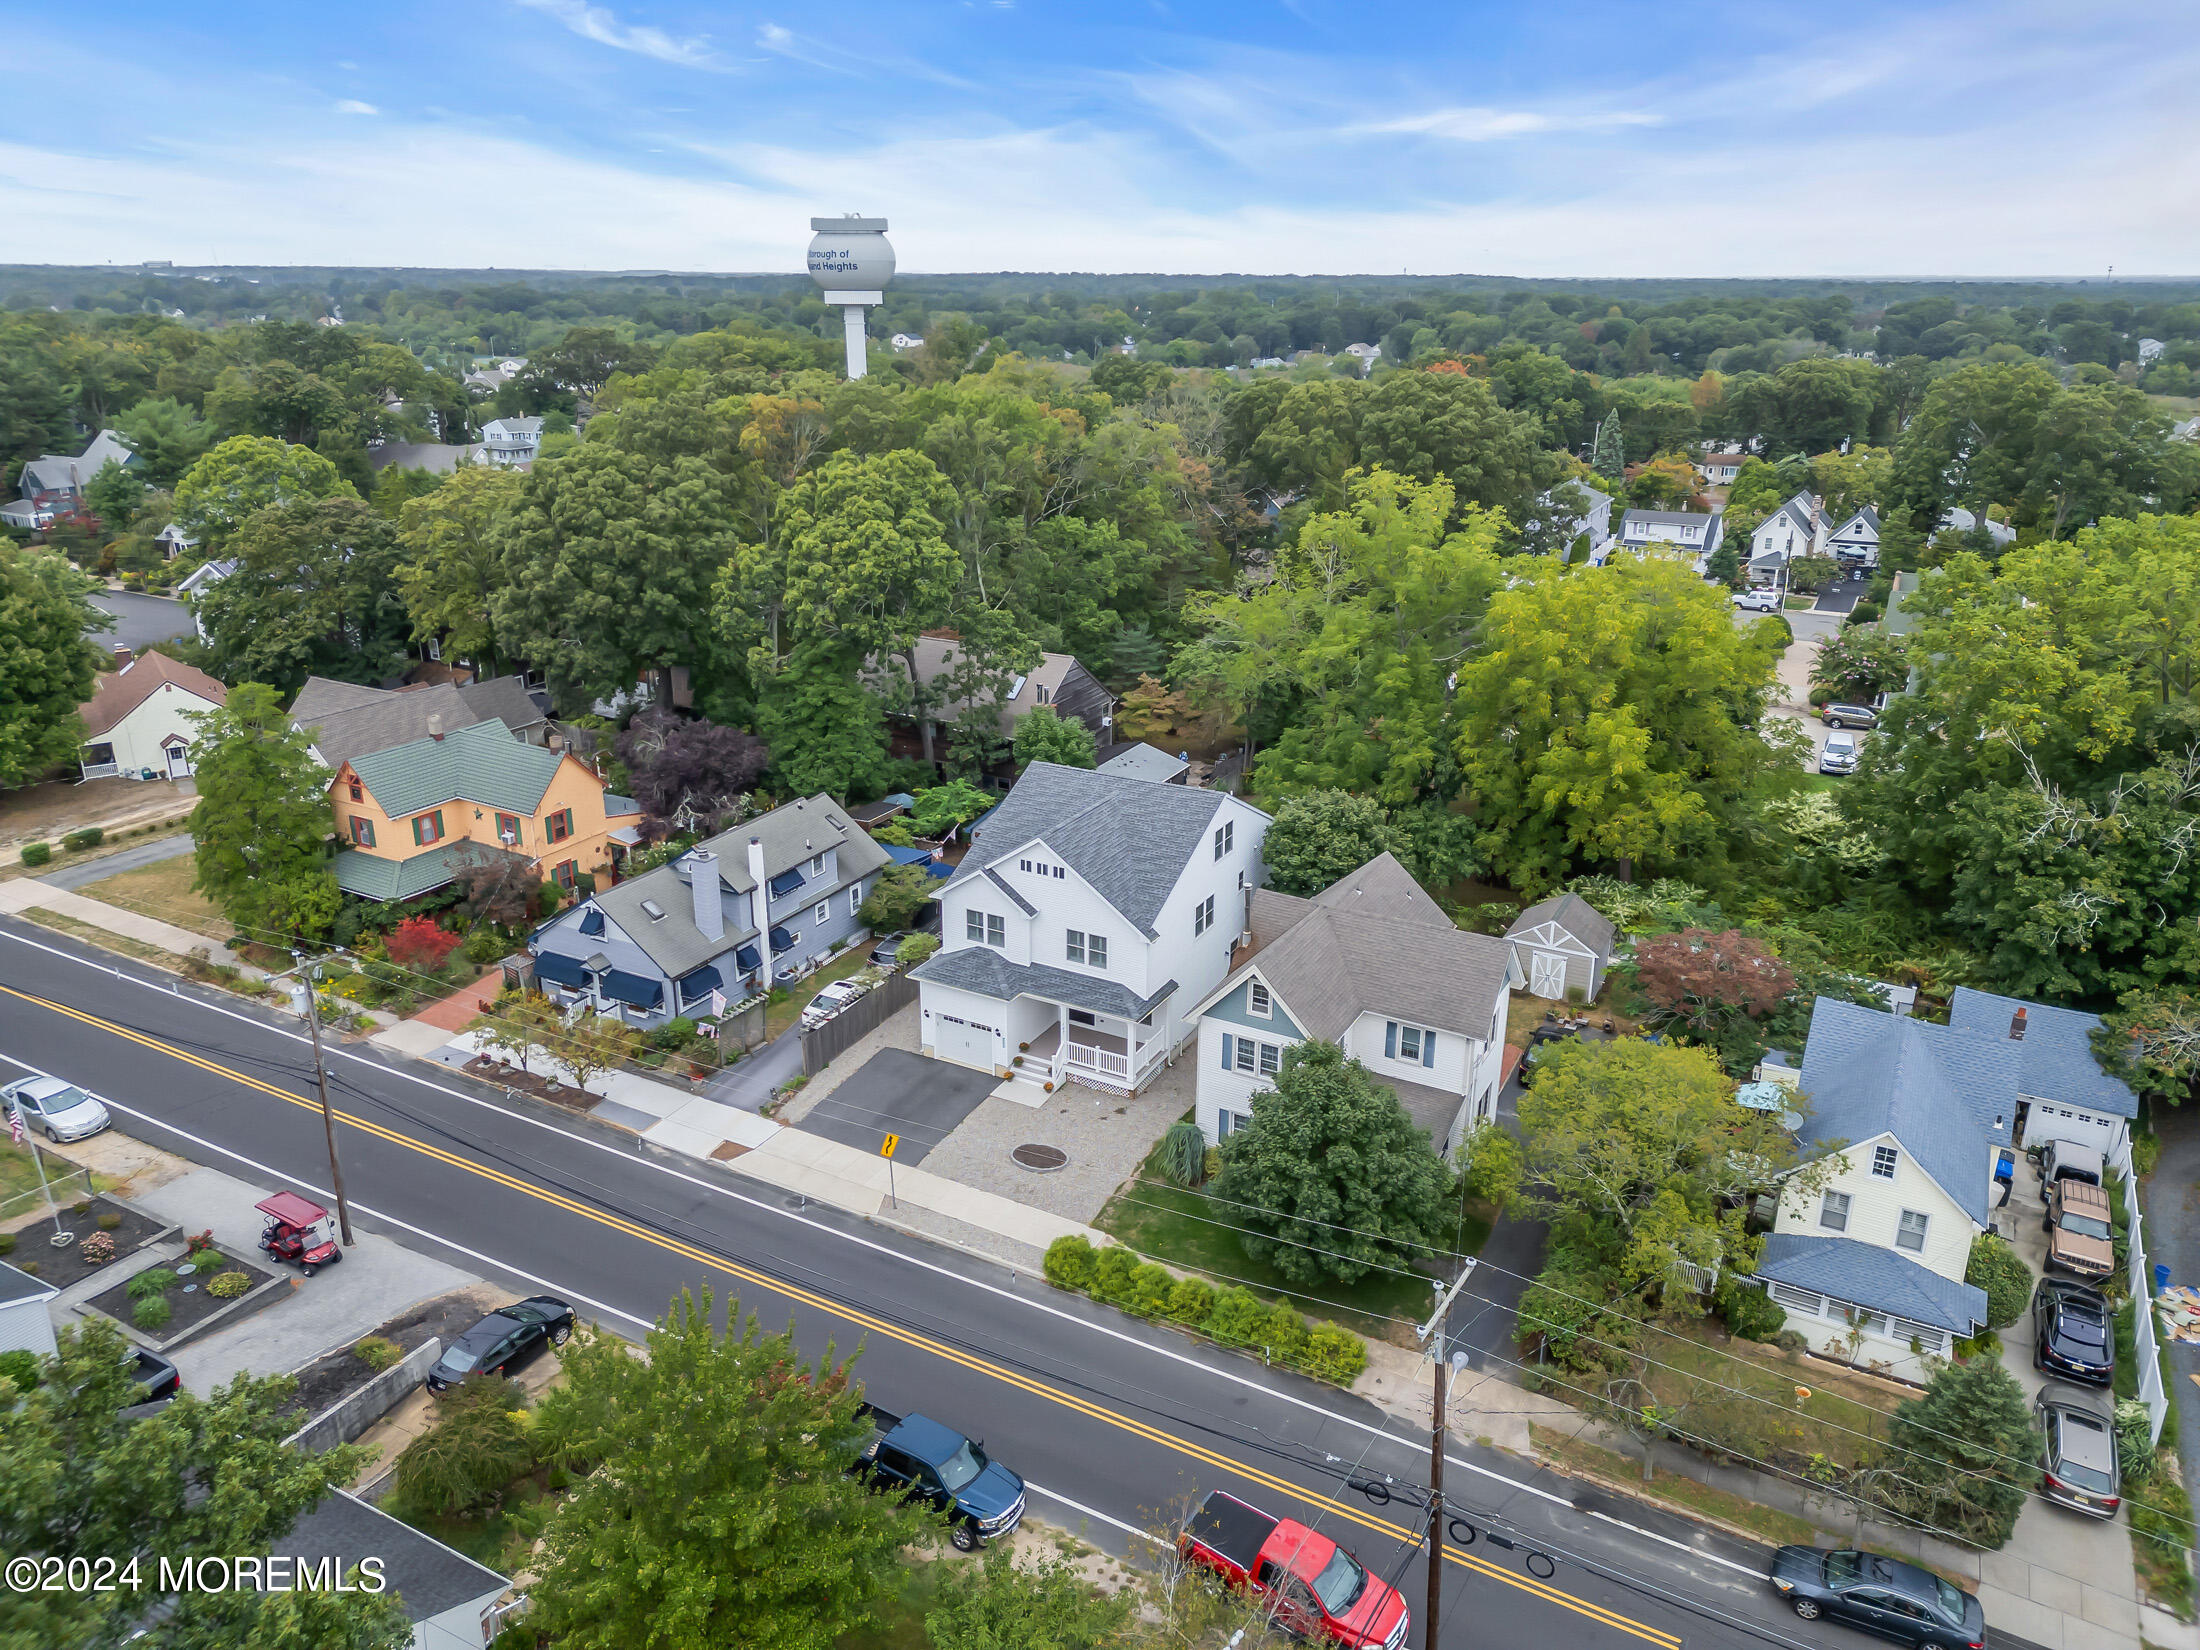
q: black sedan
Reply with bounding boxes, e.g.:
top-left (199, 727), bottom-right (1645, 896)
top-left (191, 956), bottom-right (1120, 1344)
top-left (1770, 1547), bottom-right (1985, 1648)
top-left (2034, 1278), bottom-right (2114, 1387)
top-left (426, 1296), bottom-right (575, 1393)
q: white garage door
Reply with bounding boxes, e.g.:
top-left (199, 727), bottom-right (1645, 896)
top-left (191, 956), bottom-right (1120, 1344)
top-left (2024, 1104), bottom-right (2116, 1157)
top-left (935, 1014), bottom-right (995, 1072)
top-left (1529, 950), bottom-right (1568, 999)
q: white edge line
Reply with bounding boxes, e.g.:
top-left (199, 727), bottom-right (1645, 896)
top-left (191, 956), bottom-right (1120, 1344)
top-left (1585, 1509), bottom-right (1762, 1577)
top-left (1024, 1482), bottom-right (1159, 1544)
top-left (0, 927), bottom-right (1575, 1507)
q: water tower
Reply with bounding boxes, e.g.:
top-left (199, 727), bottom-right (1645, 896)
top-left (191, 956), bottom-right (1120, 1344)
top-left (807, 214), bottom-right (894, 379)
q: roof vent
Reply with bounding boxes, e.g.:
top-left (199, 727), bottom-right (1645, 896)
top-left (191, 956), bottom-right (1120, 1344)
top-left (640, 899), bottom-right (667, 921)
top-left (2009, 1007), bottom-right (2027, 1041)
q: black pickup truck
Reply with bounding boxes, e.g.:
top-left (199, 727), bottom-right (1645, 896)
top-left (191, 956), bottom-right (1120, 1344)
top-left (853, 1403), bottom-right (1027, 1551)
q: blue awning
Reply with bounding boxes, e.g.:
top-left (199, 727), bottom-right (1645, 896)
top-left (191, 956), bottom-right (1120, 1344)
top-left (925, 861), bottom-right (953, 880)
top-left (578, 908), bottom-right (605, 936)
top-left (767, 867), bottom-right (806, 898)
top-left (885, 844), bottom-right (935, 866)
top-left (677, 965), bottom-right (721, 1002)
top-left (769, 926), bottom-right (796, 951)
top-left (602, 969), bottom-right (663, 1011)
top-left (735, 944), bottom-right (761, 972)
top-left (532, 950), bottom-right (590, 988)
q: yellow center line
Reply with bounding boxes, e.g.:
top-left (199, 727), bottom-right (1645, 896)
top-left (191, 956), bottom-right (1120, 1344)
top-left (4, 984), bottom-right (1681, 1649)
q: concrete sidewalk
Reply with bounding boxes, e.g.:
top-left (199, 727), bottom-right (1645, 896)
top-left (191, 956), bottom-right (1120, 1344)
top-left (0, 876), bottom-right (258, 974)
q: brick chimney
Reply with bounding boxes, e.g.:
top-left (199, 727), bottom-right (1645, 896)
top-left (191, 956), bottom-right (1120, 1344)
top-left (427, 713), bottom-right (444, 741)
top-left (2009, 1006), bottom-right (2027, 1041)
top-left (112, 645), bottom-right (133, 670)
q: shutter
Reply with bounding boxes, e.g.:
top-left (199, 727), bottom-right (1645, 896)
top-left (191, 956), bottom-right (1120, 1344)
top-left (1385, 1022), bottom-right (1397, 1059)
top-left (1423, 1030), bottom-right (1435, 1069)
top-left (1220, 1034), bottom-right (1232, 1071)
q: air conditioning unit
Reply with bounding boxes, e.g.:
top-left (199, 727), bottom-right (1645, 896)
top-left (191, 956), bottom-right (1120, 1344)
top-left (498, 830), bottom-right (518, 846)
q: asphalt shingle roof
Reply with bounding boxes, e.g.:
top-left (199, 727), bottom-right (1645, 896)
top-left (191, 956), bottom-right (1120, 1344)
top-left (951, 761), bottom-right (1239, 938)
top-left (299, 682), bottom-right (481, 769)
top-left (77, 652), bottom-right (226, 738)
top-left (347, 718), bottom-right (567, 818)
top-left (283, 1491), bottom-right (506, 1622)
top-left (1795, 997), bottom-right (2018, 1226)
top-left (332, 841), bottom-right (523, 901)
top-left (456, 673), bottom-right (550, 734)
top-left (0, 1259), bottom-right (57, 1307)
top-left (1096, 742), bottom-right (1190, 782)
top-left (1507, 891), bottom-right (1617, 957)
top-left (1757, 1233), bottom-right (1989, 1335)
top-left (911, 944), bottom-right (1177, 1021)
top-left (1947, 987), bottom-right (2137, 1120)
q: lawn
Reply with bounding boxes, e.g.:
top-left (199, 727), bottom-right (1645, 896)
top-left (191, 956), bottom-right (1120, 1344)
top-left (765, 945), bottom-right (884, 1039)
top-left (1531, 1423), bottom-right (1820, 1547)
top-left (1094, 1123), bottom-right (1492, 1343)
top-left (1636, 1317), bottom-right (1900, 1472)
top-left (77, 854), bottom-right (228, 941)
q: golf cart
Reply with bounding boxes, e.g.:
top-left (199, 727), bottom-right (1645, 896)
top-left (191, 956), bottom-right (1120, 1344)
top-left (255, 1190), bottom-right (343, 1276)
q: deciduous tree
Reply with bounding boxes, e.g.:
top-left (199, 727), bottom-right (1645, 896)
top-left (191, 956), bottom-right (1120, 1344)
top-left (186, 684), bottom-right (340, 942)
top-left (926, 1549), bottom-right (1135, 1650)
top-left (1871, 1356), bottom-right (2036, 1548)
top-left (614, 710), bottom-right (769, 837)
top-left (1630, 928), bottom-right (1794, 1036)
top-left (393, 465), bottom-right (523, 676)
top-left (1260, 790), bottom-right (1408, 897)
top-left (1012, 704), bottom-right (1096, 769)
top-left (0, 546), bottom-right (107, 786)
top-left (194, 496), bottom-right (410, 692)
top-left (173, 434), bottom-right (355, 547)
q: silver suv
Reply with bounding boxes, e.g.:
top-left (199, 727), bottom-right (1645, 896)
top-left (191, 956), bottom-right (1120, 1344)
top-left (1822, 703), bottom-right (1880, 729)
top-left (2036, 1394), bottom-right (2120, 1518)
top-left (1819, 731), bottom-right (1860, 775)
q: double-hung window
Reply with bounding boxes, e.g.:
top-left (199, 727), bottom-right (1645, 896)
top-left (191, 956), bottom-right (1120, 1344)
top-left (1065, 930), bottom-right (1107, 969)
top-left (1819, 1190), bottom-right (1850, 1232)
top-left (1248, 981), bottom-right (1272, 1018)
top-left (1194, 895), bottom-right (1216, 937)
top-left (1896, 1209), bottom-right (1930, 1253)
top-left (349, 816), bottom-right (376, 847)
top-left (1234, 1038), bottom-right (1256, 1074)
top-left (544, 808), bottom-right (573, 845)
top-left (814, 901), bottom-right (830, 925)
top-left (848, 886), bottom-right (862, 917)
top-left (1213, 820), bottom-right (1233, 860)
top-left (412, 810), bottom-right (444, 846)
top-left (1257, 1042), bottom-right (1280, 1076)
top-left (495, 812), bottom-right (521, 846)
top-left (1385, 1021), bottom-right (1436, 1068)
top-left (1066, 930), bottom-right (1087, 965)
top-left (966, 910), bottom-right (1005, 947)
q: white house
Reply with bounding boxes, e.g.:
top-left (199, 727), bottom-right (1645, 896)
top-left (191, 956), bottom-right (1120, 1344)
top-left (1939, 506), bottom-right (2017, 548)
top-left (1531, 480), bottom-right (1614, 561)
top-left (1187, 854), bottom-right (1517, 1154)
top-left (890, 333), bottom-right (925, 351)
top-left (1827, 505), bottom-right (1880, 566)
top-left (153, 523), bottom-right (197, 561)
top-left (1343, 342), bottom-right (1382, 365)
top-left (0, 1261), bottom-right (58, 1361)
top-left (1615, 507), bottom-right (1723, 571)
top-left (1752, 988), bottom-right (2135, 1381)
top-left (175, 557), bottom-right (238, 642)
top-left (910, 761), bottom-right (1271, 1094)
top-left (1747, 491), bottom-right (1829, 584)
top-left (1695, 449), bottom-right (1749, 487)
top-left (477, 417), bottom-right (544, 469)
top-left (75, 649), bottom-right (228, 781)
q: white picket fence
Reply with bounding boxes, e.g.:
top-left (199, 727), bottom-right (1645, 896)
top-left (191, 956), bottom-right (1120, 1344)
top-left (2108, 1131), bottom-right (2168, 1447)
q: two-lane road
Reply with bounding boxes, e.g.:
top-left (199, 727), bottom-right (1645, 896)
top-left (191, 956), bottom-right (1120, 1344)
top-left (0, 916), bottom-right (1839, 1650)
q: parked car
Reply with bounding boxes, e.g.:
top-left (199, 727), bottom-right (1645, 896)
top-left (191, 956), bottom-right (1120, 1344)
top-left (2042, 1176), bottom-right (2114, 1281)
top-left (124, 1346), bottom-right (181, 1406)
top-left (1, 1075), bottom-right (111, 1143)
top-left (1819, 731), bottom-right (1860, 775)
top-left (2037, 1139), bottom-right (2103, 1189)
top-left (425, 1297), bottom-right (575, 1393)
top-left (2036, 1393), bottom-right (2121, 1518)
top-left (853, 1404), bottom-right (1025, 1551)
top-left (1179, 1489), bottom-right (1410, 1650)
top-left (1822, 703), bottom-right (1881, 729)
top-left (1516, 1022), bottom-right (1580, 1089)
top-left (869, 931), bottom-right (918, 969)
top-left (2033, 1278), bottom-right (2114, 1386)
top-left (1732, 588), bottom-right (1781, 613)
top-left (1768, 1546), bottom-right (1985, 1648)
top-left (801, 979), bottom-right (872, 1027)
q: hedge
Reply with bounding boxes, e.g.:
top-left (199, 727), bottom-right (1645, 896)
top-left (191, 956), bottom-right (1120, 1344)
top-left (1042, 1235), bottom-right (1367, 1387)
top-left (63, 827), bottom-right (104, 851)
top-left (19, 843), bottom-right (51, 867)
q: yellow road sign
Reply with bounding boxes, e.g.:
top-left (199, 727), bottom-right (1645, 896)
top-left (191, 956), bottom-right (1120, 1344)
top-left (880, 1133), bottom-right (899, 1158)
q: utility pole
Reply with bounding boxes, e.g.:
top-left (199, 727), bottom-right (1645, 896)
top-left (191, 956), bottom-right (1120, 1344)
top-left (293, 951), bottom-right (355, 1245)
top-left (1415, 1261), bottom-right (1476, 1648)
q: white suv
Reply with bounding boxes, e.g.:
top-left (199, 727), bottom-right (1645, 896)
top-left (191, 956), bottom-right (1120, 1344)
top-left (1731, 588), bottom-right (1780, 613)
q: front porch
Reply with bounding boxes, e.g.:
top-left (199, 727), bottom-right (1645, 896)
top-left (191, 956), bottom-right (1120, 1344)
top-left (1019, 1007), bottom-right (1167, 1095)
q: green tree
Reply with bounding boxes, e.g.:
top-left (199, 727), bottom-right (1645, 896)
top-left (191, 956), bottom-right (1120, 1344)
top-left (113, 395), bottom-right (219, 488)
top-left (1515, 1041), bottom-right (1820, 1299)
top-left (1964, 1233), bottom-right (2031, 1331)
top-left (1809, 445), bottom-right (1892, 522)
top-left (1211, 1040), bottom-right (1455, 1286)
top-left (186, 683), bottom-right (340, 941)
top-left (494, 443), bottom-right (741, 710)
top-left (2093, 988), bottom-right (2200, 1107)
top-left (1453, 557), bottom-right (1784, 890)
top-left (81, 458), bottom-right (146, 531)
top-left (194, 497), bottom-right (410, 691)
top-left (1013, 704), bottom-right (1097, 768)
top-left (526, 1290), bottom-right (919, 1650)
top-left (1873, 1355), bottom-right (2036, 1548)
top-left (394, 465), bottom-right (524, 676)
top-left (173, 434), bottom-right (356, 548)
top-left (1809, 629), bottom-right (1909, 703)
top-left (926, 1548), bottom-right (1135, 1650)
top-left (858, 863), bottom-right (935, 933)
top-left (0, 546), bottom-right (106, 786)
top-left (1356, 369), bottom-right (1560, 524)
top-left (0, 1317), bottom-right (408, 1650)
top-left (1260, 790), bottom-right (1408, 897)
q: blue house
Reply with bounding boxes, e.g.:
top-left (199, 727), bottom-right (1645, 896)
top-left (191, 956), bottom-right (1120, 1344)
top-left (528, 795), bottom-right (891, 1028)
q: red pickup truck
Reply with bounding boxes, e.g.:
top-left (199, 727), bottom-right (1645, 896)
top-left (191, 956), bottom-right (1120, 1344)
top-left (1178, 1490), bottom-right (1410, 1650)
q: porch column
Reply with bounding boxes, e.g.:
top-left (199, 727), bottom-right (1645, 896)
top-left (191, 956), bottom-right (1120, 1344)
top-left (1056, 1002), bottom-right (1068, 1084)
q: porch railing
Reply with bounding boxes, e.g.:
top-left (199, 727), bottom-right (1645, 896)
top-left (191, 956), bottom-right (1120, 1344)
top-left (79, 762), bottom-right (121, 780)
top-left (1063, 1040), bottom-right (1130, 1079)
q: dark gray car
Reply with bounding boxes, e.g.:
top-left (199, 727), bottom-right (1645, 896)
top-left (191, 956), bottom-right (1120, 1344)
top-left (1770, 1547), bottom-right (1985, 1647)
top-left (2037, 1393), bottom-right (2121, 1518)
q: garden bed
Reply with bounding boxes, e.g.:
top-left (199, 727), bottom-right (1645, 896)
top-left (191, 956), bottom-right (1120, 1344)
top-left (82, 1248), bottom-right (283, 1350)
top-left (462, 1056), bottom-right (594, 1112)
top-left (0, 1194), bottom-right (172, 1291)
top-left (279, 1289), bottom-right (495, 1423)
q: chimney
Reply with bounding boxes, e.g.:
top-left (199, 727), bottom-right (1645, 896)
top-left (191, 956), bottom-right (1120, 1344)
top-left (2009, 1007), bottom-right (2027, 1041)
top-left (427, 713), bottom-right (444, 741)
top-left (687, 848), bottom-right (722, 941)
top-left (112, 645), bottom-right (134, 671)
top-left (748, 836), bottom-right (774, 985)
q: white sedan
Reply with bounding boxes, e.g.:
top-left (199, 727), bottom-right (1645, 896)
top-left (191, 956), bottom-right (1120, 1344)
top-left (2, 1075), bottom-right (111, 1143)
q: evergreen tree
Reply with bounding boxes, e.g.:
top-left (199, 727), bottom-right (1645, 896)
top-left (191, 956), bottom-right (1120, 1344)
top-left (1591, 408), bottom-right (1626, 476)
top-left (1875, 1356), bottom-right (2036, 1548)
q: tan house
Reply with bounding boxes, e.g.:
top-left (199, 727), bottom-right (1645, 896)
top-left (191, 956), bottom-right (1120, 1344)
top-left (330, 718), bottom-right (633, 902)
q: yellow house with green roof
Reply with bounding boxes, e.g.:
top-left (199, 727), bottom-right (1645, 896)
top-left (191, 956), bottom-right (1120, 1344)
top-left (330, 718), bottom-right (629, 901)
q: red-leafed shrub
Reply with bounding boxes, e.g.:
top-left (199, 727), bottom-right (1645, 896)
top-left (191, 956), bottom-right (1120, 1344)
top-left (386, 915), bottom-right (464, 974)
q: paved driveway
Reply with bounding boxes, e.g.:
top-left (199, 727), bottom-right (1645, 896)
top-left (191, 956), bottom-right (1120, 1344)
top-left (40, 831), bottom-right (194, 891)
top-left (87, 591), bottom-right (194, 651)
top-left (794, 1049), bottom-right (997, 1166)
top-left (1812, 571), bottom-right (1869, 614)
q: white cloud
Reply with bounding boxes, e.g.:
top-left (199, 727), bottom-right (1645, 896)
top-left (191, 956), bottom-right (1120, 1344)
top-left (513, 0), bottom-right (719, 69)
top-left (334, 99), bottom-right (379, 116)
top-left (1365, 105), bottom-right (1661, 142)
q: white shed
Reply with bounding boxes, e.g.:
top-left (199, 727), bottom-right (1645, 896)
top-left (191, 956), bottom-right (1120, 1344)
top-left (0, 1260), bottom-right (59, 1361)
top-left (1505, 893), bottom-right (1617, 1004)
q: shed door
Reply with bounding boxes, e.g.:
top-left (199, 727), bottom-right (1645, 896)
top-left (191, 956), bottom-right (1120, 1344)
top-left (935, 1014), bottom-right (994, 1072)
top-left (1530, 950), bottom-right (1567, 999)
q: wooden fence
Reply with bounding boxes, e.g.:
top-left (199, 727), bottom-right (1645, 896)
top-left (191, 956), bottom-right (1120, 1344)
top-left (801, 971), bottom-right (918, 1077)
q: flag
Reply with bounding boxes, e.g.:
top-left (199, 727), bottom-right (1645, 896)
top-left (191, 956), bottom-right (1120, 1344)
top-left (8, 1107), bottom-right (22, 1147)
top-left (709, 988), bottom-right (727, 1018)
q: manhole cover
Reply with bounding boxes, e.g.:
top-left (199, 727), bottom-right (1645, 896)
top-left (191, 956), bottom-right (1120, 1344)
top-left (1011, 1144), bottom-right (1068, 1172)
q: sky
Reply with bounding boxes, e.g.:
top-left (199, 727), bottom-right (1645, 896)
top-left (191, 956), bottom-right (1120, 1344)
top-left (3, 0), bottom-right (2197, 277)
